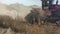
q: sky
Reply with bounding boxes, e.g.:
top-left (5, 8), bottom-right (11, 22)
top-left (0, 0), bottom-right (41, 6)
top-left (0, 0), bottom-right (60, 6)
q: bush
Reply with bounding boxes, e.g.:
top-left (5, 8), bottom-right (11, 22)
top-left (25, 8), bottom-right (41, 24)
top-left (0, 15), bottom-right (14, 28)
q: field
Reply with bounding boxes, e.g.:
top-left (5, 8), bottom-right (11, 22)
top-left (0, 3), bottom-right (60, 34)
top-left (0, 16), bottom-right (60, 34)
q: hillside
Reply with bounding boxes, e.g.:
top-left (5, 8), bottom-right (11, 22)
top-left (0, 3), bottom-right (40, 19)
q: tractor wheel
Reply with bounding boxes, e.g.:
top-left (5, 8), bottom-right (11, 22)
top-left (56, 20), bottom-right (60, 26)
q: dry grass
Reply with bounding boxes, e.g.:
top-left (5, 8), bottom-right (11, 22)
top-left (11, 21), bottom-right (46, 34)
top-left (10, 20), bottom-right (60, 34)
top-left (0, 15), bottom-right (60, 34)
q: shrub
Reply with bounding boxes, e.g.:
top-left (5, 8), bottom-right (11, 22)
top-left (0, 15), bottom-right (14, 28)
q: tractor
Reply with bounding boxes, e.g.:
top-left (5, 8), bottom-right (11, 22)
top-left (41, 0), bottom-right (60, 26)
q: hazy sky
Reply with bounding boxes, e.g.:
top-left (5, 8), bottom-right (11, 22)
top-left (0, 0), bottom-right (41, 6)
top-left (0, 0), bottom-right (60, 6)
